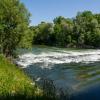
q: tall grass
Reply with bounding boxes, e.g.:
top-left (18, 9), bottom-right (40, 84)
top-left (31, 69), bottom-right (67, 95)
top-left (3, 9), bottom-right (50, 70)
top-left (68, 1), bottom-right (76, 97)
top-left (0, 54), bottom-right (42, 100)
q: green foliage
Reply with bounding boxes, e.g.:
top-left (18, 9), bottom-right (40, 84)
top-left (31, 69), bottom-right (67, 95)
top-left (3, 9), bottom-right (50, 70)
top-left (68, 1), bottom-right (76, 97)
top-left (32, 11), bottom-right (100, 48)
top-left (0, 0), bottom-right (30, 57)
top-left (74, 11), bottom-right (100, 47)
top-left (33, 22), bottom-right (54, 45)
top-left (53, 16), bottom-right (73, 47)
top-left (18, 28), bottom-right (34, 48)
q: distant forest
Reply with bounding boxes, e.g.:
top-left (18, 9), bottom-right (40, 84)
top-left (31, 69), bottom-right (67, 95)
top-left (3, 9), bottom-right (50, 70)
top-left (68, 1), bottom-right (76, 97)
top-left (0, 0), bottom-right (100, 57)
top-left (32, 12), bottom-right (100, 49)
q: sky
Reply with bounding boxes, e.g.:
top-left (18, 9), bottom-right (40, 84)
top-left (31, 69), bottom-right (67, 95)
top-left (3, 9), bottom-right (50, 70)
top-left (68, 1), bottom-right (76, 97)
top-left (20, 0), bottom-right (100, 25)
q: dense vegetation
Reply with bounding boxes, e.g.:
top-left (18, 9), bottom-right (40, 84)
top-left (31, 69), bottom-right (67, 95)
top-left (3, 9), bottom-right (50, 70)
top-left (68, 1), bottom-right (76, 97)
top-left (0, 0), bottom-right (100, 57)
top-left (0, 0), bottom-right (31, 57)
top-left (0, 55), bottom-right (42, 100)
top-left (32, 12), bottom-right (100, 48)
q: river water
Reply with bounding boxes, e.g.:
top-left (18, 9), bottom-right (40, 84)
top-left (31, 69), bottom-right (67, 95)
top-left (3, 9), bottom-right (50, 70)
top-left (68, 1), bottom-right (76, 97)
top-left (16, 46), bottom-right (100, 99)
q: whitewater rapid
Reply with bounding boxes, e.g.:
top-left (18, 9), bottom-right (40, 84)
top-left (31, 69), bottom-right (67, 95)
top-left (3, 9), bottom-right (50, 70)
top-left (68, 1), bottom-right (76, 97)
top-left (16, 49), bottom-right (100, 68)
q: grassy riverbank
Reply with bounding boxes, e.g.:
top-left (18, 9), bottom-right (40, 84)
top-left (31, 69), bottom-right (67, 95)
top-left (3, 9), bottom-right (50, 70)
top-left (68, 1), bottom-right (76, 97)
top-left (0, 54), bottom-right (42, 100)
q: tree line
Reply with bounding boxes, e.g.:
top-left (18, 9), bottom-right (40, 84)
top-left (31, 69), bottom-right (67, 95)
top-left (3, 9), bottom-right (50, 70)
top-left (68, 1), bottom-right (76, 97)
top-left (0, 0), bottom-right (100, 57)
top-left (32, 12), bottom-right (100, 48)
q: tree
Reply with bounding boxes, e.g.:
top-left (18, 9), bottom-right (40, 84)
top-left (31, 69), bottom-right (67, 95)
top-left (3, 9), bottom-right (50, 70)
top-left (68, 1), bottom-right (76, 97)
top-left (18, 27), bottom-right (34, 48)
top-left (0, 0), bottom-right (30, 57)
top-left (33, 22), bottom-right (54, 45)
top-left (53, 16), bottom-right (73, 47)
top-left (73, 11), bottom-right (100, 48)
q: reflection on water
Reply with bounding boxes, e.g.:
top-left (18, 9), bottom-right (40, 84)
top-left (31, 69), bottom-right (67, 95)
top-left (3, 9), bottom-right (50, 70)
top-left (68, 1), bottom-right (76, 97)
top-left (16, 46), bottom-right (100, 98)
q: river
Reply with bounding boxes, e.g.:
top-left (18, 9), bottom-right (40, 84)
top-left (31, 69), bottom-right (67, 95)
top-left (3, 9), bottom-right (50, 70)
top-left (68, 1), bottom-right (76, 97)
top-left (16, 46), bottom-right (100, 100)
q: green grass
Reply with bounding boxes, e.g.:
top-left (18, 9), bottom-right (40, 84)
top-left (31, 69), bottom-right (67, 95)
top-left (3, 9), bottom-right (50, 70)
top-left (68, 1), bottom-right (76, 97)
top-left (0, 54), bottom-right (42, 100)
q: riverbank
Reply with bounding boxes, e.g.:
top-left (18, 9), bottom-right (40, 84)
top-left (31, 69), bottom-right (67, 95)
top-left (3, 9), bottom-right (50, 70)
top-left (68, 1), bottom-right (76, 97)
top-left (0, 54), bottom-right (42, 100)
top-left (0, 54), bottom-right (74, 100)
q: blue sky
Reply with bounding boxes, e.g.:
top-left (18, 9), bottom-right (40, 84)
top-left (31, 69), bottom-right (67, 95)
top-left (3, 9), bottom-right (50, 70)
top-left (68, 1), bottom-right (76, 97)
top-left (21, 0), bottom-right (100, 25)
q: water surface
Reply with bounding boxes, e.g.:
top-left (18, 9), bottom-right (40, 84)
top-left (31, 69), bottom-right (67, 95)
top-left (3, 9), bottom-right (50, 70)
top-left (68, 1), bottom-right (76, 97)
top-left (16, 46), bottom-right (100, 99)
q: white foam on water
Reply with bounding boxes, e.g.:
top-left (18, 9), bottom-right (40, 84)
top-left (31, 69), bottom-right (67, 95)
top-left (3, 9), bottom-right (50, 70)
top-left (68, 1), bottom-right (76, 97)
top-left (16, 49), bottom-right (100, 68)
